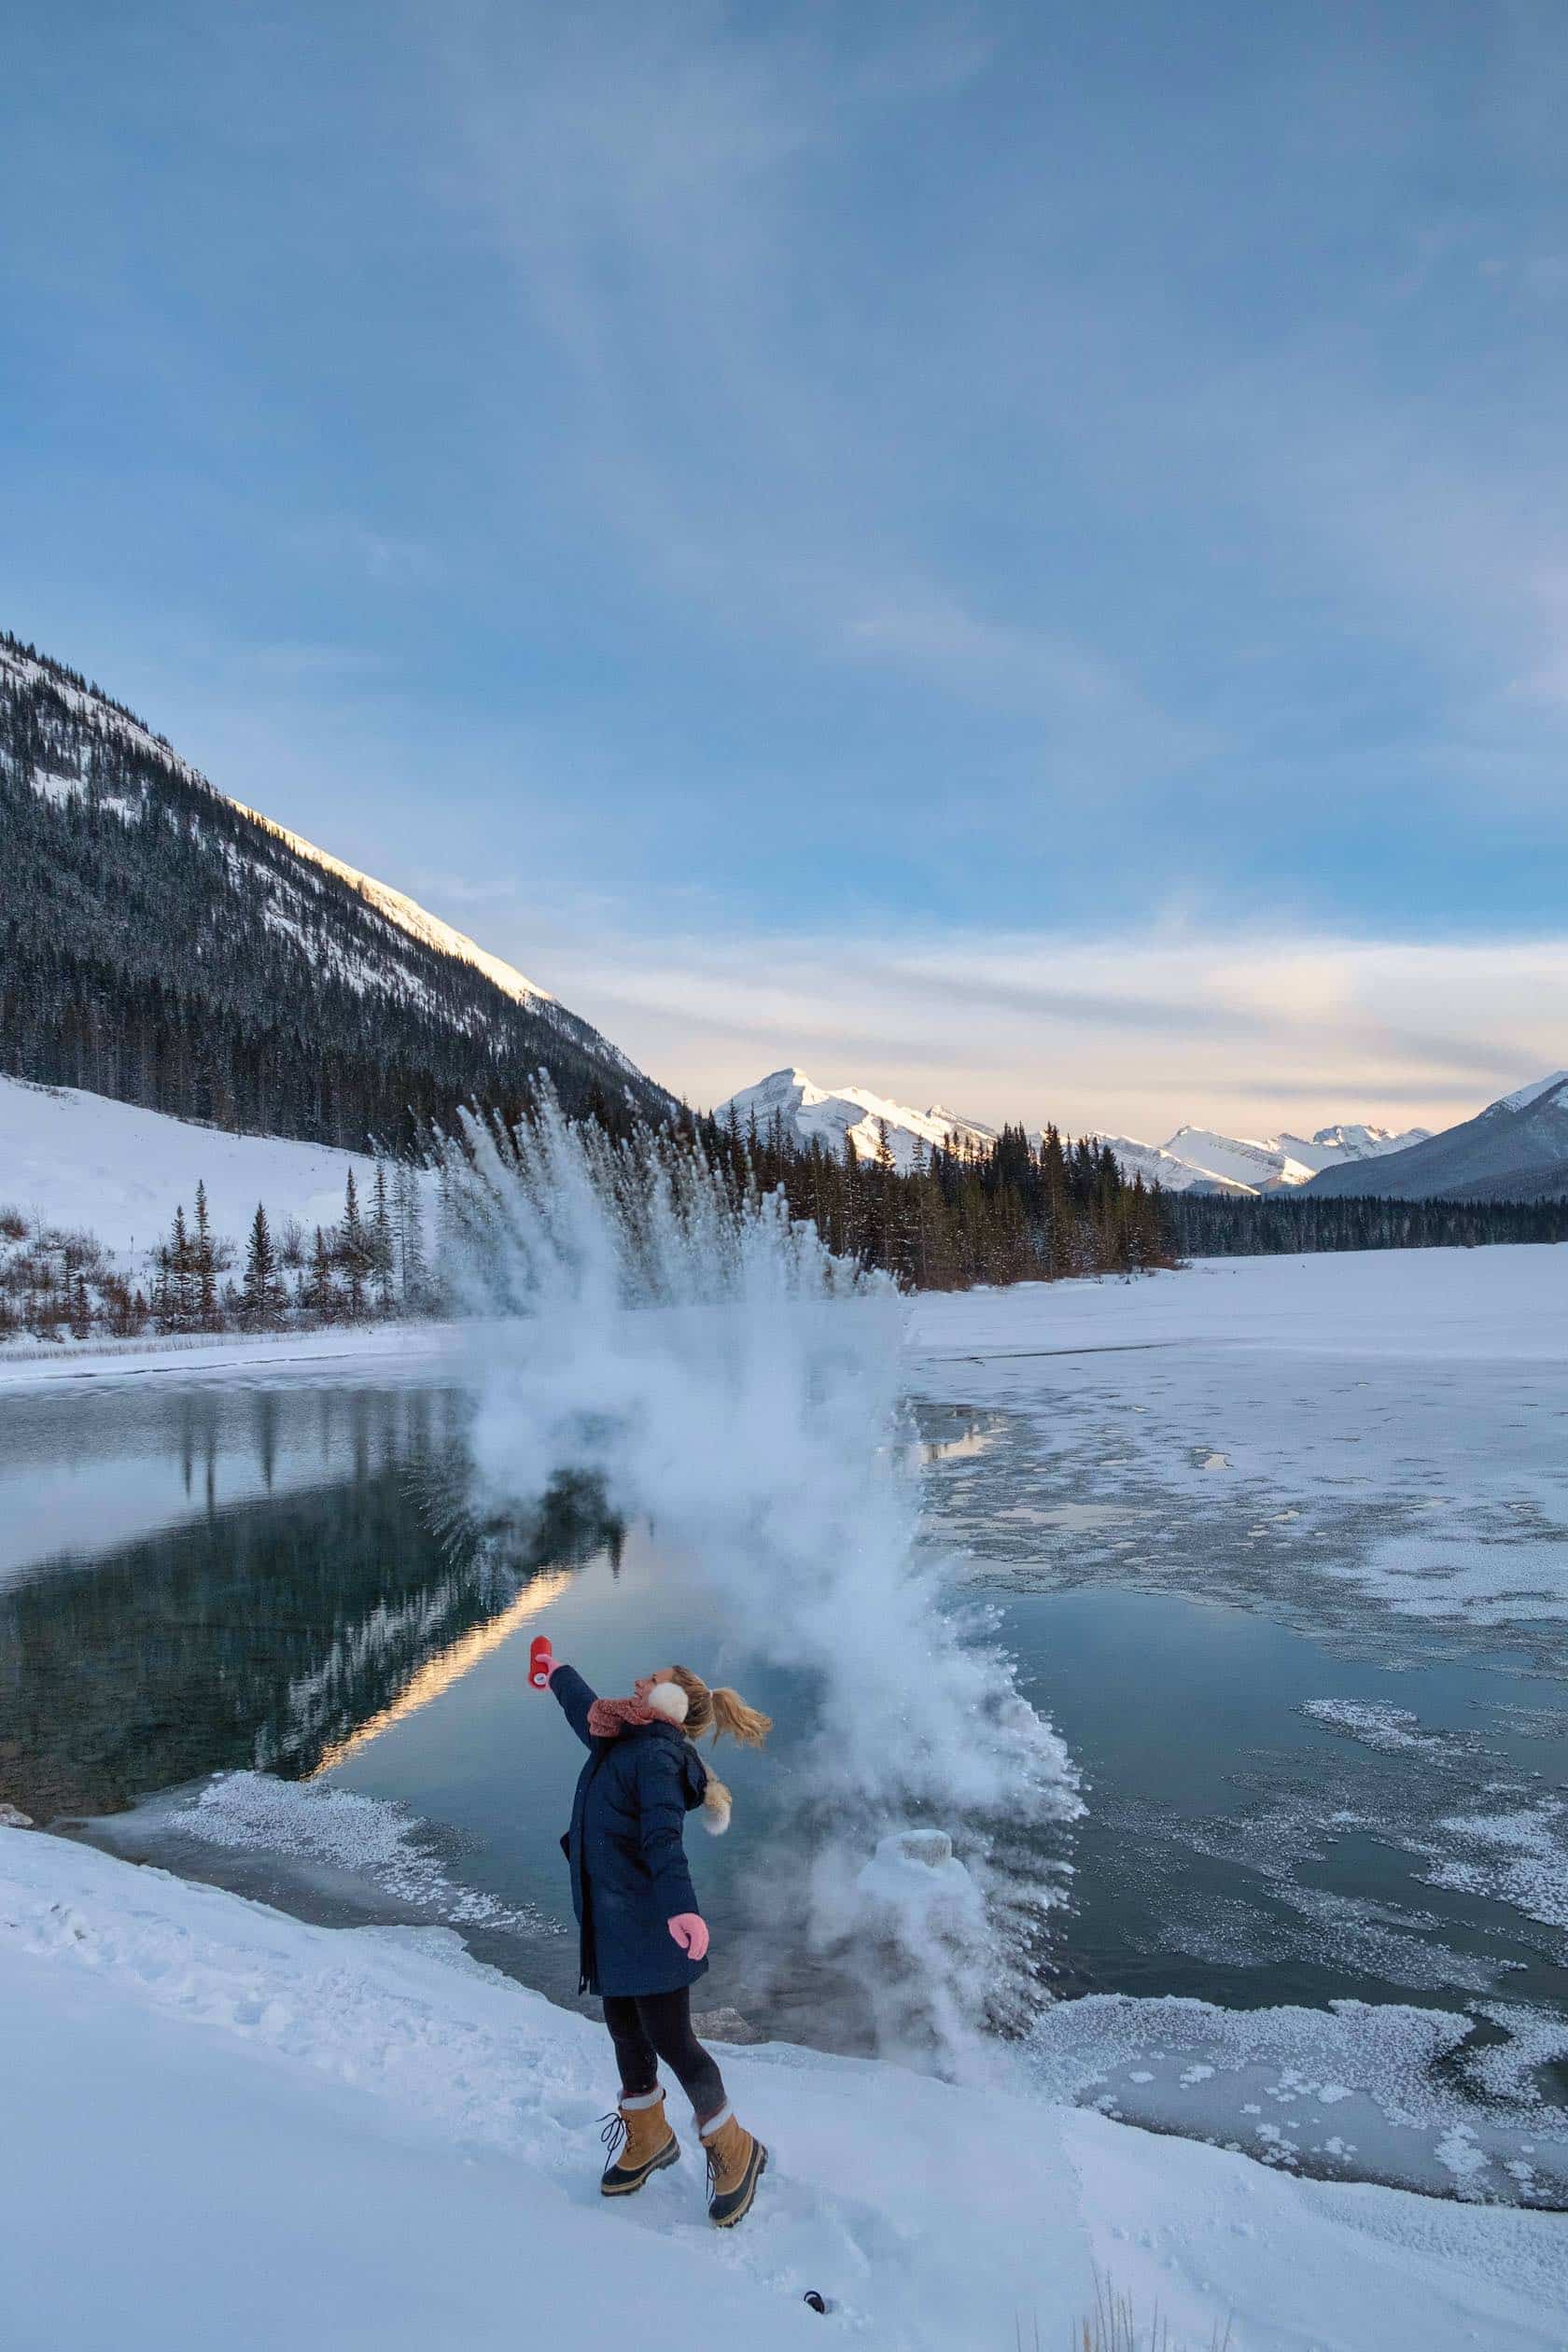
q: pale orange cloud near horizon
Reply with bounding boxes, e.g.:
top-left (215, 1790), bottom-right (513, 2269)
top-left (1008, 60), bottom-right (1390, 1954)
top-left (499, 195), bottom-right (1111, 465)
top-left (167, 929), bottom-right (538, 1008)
top-left (518, 922), bottom-right (1568, 1146)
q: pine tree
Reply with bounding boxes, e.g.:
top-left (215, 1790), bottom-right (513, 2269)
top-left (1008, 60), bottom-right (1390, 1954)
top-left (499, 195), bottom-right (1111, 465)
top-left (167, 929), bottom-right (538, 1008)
top-left (193, 1178), bottom-right (219, 1330)
top-left (155, 1203), bottom-right (193, 1333)
top-left (240, 1202), bottom-right (284, 1331)
top-left (394, 1159), bottom-right (427, 1307)
top-left (335, 1168), bottom-right (371, 1321)
top-left (371, 1163), bottom-right (395, 1313)
top-left (304, 1226), bottom-right (337, 1322)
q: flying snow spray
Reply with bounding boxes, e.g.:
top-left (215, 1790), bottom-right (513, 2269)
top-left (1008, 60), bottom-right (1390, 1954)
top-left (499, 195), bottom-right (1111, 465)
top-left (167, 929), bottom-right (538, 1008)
top-left (438, 1097), bottom-right (1082, 2074)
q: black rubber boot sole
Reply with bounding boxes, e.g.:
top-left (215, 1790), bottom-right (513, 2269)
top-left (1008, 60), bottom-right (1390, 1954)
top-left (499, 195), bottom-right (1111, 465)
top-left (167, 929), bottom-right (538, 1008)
top-left (709, 2140), bottom-right (767, 2228)
top-left (601, 2135), bottom-right (679, 2196)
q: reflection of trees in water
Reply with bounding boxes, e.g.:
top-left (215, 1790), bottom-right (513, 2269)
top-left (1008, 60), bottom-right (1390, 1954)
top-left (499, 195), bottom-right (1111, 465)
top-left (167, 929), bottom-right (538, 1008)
top-left (259, 1470), bottom-right (619, 1778)
top-left (0, 1386), bottom-right (620, 1822)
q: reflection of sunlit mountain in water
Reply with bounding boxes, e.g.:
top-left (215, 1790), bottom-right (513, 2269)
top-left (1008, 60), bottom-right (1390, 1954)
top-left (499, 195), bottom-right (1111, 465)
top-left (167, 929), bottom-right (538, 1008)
top-left (299, 1571), bottom-right (572, 1777)
top-left (0, 1382), bottom-right (621, 1824)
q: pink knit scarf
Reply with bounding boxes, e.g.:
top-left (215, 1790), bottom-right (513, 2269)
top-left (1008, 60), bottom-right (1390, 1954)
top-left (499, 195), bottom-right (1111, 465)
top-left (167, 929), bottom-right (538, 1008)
top-left (587, 1695), bottom-right (659, 1739)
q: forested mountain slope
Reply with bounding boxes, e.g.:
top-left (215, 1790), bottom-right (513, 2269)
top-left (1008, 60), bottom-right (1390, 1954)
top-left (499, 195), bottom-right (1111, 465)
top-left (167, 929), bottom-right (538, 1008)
top-left (0, 634), bottom-right (670, 1155)
top-left (1307, 1071), bottom-right (1568, 1201)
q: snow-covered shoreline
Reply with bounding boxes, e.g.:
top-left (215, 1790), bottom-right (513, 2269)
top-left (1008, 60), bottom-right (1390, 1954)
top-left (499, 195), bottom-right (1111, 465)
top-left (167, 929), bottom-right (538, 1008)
top-left (7, 1239), bottom-right (1564, 1395)
top-left (5, 1827), bottom-right (1564, 2351)
top-left (0, 1317), bottom-right (462, 1392)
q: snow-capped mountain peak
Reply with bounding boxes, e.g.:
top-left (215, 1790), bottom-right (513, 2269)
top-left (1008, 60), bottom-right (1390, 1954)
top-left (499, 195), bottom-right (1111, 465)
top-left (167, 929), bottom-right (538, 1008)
top-left (721, 1066), bottom-right (1434, 1197)
top-left (1492, 1071), bottom-right (1568, 1116)
top-left (1300, 1122), bottom-right (1421, 1157)
top-left (715, 1070), bottom-right (994, 1170)
top-left (1136, 1119), bottom-right (1433, 1195)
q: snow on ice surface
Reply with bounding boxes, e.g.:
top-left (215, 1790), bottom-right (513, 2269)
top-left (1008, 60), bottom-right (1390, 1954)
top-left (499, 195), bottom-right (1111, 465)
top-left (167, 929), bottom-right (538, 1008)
top-left (0, 1071), bottom-right (404, 1259)
top-left (1300, 1700), bottom-right (1449, 1755)
top-left (906, 1244), bottom-right (1568, 1367)
top-left (105, 1770), bottom-right (548, 1937)
top-left (1425, 1803), bottom-right (1568, 1934)
top-left (5, 1829), bottom-right (1567, 2352)
top-left (906, 1248), bottom-right (1568, 1649)
top-left (902, 1249), bottom-right (1568, 2200)
top-left (1027, 1991), bottom-right (1568, 2204)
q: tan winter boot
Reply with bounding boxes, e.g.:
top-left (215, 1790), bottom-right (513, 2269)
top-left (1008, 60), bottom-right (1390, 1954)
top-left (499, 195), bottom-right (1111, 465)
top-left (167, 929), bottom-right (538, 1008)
top-left (600, 2088), bottom-right (679, 2196)
top-left (699, 2104), bottom-right (767, 2228)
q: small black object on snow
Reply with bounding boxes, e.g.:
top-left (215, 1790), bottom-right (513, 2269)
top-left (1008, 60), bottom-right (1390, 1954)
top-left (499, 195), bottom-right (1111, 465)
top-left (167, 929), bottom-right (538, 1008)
top-left (804, 2290), bottom-right (829, 2314)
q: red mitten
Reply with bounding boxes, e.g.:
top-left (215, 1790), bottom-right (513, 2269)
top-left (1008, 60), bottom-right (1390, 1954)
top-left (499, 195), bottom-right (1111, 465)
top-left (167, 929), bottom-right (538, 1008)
top-left (529, 1636), bottom-right (555, 1690)
top-left (667, 1913), bottom-right (709, 1961)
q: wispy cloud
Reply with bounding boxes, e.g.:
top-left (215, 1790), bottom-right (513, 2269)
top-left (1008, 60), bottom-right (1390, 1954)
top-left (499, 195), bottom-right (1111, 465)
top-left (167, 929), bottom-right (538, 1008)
top-left (426, 3), bottom-right (1198, 788)
top-left (508, 912), bottom-right (1568, 1141)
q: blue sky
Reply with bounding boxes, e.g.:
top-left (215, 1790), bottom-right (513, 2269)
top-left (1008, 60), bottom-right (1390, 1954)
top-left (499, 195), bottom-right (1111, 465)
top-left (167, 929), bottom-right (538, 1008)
top-left (4, 2), bottom-right (1567, 1136)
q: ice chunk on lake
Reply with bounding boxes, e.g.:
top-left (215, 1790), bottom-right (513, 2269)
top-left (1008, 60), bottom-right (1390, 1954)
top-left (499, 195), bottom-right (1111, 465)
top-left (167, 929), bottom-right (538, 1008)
top-left (857, 1828), bottom-right (981, 1917)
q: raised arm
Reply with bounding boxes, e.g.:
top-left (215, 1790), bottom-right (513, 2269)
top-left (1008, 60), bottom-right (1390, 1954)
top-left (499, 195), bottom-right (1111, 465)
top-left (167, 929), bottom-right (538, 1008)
top-left (548, 1662), bottom-right (599, 1749)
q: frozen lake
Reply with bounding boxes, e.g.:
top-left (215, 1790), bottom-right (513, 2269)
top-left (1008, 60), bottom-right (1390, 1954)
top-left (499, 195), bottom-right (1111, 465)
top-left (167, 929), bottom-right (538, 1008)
top-left (3, 1247), bottom-right (1566, 2205)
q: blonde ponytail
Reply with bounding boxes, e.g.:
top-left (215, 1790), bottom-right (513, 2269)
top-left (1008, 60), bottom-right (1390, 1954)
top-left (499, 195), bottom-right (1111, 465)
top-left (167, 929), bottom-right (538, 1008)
top-left (666, 1664), bottom-right (771, 1835)
top-left (709, 1687), bottom-right (772, 1747)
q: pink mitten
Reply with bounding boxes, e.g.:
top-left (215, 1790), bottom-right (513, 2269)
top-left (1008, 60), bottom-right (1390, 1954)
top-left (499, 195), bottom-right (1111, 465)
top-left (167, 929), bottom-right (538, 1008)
top-left (667, 1913), bottom-right (709, 1961)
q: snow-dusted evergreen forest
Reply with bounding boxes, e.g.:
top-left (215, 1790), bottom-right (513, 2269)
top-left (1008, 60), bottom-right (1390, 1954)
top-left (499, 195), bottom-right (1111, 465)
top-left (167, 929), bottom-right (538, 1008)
top-left (0, 636), bottom-right (668, 1155)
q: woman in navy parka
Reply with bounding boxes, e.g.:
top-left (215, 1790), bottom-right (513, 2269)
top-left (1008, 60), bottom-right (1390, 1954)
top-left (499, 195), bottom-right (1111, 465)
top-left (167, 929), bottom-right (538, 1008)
top-left (545, 1652), bottom-right (772, 2229)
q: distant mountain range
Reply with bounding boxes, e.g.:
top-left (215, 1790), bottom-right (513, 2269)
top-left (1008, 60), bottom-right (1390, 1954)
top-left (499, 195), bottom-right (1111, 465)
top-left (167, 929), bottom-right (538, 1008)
top-left (718, 1070), bottom-right (1431, 1196)
top-left (722, 1063), bottom-right (1568, 1204)
top-left (1306, 1071), bottom-right (1568, 1201)
top-left (1, 633), bottom-right (667, 1152)
top-left (1104, 1120), bottom-right (1432, 1196)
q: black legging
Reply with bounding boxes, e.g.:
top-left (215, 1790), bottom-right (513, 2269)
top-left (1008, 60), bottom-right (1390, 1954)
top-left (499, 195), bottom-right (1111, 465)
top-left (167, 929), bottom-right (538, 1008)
top-left (603, 1987), bottom-right (726, 2121)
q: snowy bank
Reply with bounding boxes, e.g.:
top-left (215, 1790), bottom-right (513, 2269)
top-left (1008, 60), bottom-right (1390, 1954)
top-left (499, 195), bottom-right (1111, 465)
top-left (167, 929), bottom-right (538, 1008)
top-left (0, 1317), bottom-right (460, 1393)
top-left (0, 1072), bottom-right (382, 1258)
top-left (3, 1830), bottom-right (1565, 2352)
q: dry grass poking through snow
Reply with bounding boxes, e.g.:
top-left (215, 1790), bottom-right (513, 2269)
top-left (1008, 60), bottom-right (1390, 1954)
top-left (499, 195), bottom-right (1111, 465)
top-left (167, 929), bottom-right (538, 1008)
top-left (1015, 2273), bottom-right (1233, 2352)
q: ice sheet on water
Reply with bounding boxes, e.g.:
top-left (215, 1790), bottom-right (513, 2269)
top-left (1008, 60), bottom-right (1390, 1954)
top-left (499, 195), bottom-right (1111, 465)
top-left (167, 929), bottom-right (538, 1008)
top-left (1025, 1992), bottom-right (1568, 2205)
top-left (909, 1283), bottom-right (1568, 1670)
top-left (142, 1770), bottom-right (551, 1937)
top-left (1418, 1800), bottom-right (1568, 1937)
top-left (1098, 1693), bottom-right (1563, 2002)
top-left (1302, 1699), bottom-right (1449, 1756)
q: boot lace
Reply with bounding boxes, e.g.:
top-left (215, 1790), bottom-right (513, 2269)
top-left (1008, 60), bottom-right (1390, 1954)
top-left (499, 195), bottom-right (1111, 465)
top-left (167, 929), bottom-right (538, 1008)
top-left (704, 2123), bottom-right (738, 2200)
top-left (599, 2111), bottom-right (628, 2163)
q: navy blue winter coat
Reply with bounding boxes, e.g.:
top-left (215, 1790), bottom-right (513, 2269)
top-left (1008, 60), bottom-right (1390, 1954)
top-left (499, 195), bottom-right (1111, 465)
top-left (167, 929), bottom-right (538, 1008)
top-left (552, 1665), bottom-right (711, 1998)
